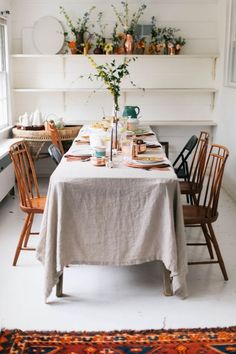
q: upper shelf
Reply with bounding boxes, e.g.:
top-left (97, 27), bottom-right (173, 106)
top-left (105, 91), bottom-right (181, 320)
top-left (11, 54), bottom-right (219, 59)
top-left (12, 88), bottom-right (217, 93)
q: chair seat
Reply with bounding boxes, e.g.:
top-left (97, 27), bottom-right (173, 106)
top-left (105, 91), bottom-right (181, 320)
top-left (183, 205), bottom-right (218, 225)
top-left (175, 167), bottom-right (188, 180)
top-left (21, 196), bottom-right (46, 213)
top-left (180, 181), bottom-right (201, 195)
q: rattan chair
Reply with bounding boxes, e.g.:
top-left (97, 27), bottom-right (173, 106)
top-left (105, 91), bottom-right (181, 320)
top-left (183, 144), bottom-right (229, 280)
top-left (48, 144), bottom-right (63, 165)
top-left (9, 141), bottom-right (46, 266)
top-left (180, 131), bottom-right (209, 204)
top-left (173, 135), bottom-right (198, 181)
top-left (48, 120), bottom-right (64, 155)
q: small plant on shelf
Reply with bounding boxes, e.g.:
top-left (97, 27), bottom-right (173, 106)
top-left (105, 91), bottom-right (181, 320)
top-left (149, 16), bottom-right (164, 54)
top-left (93, 12), bottom-right (107, 54)
top-left (111, 1), bottom-right (147, 36)
top-left (60, 5), bottom-right (95, 54)
top-left (173, 36), bottom-right (186, 54)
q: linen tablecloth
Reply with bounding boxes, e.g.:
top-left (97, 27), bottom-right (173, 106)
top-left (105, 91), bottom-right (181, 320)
top-left (36, 138), bottom-right (187, 300)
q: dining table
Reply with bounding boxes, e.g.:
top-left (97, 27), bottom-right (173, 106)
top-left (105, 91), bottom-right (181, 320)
top-left (36, 125), bottom-right (188, 301)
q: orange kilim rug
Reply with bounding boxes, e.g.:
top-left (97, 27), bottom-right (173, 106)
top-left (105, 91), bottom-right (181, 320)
top-left (0, 327), bottom-right (236, 353)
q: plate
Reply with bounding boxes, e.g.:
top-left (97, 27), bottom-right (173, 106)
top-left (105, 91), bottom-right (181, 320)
top-left (125, 161), bottom-right (170, 169)
top-left (133, 156), bottom-right (165, 164)
top-left (33, 16), bottom-right (64, 54)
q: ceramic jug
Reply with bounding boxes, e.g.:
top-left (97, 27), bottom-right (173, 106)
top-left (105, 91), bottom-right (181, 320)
top-left (32, 109), bottom-right (43, 126)
top-left (122, 106), bottom-right (140, 119)
top-left (19, 112), bottom-right (31, 127)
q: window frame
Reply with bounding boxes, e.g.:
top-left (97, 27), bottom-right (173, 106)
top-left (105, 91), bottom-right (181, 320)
top-left (0, 16), bottom-right (11, 131)
top-left (226, 0), bottom-right (236, 88)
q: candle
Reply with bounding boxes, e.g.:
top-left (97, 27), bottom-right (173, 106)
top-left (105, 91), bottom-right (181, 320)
top-left (115, 118), bottom-right (118, 149)
top-left (110, 127), bottom-right (113, 161)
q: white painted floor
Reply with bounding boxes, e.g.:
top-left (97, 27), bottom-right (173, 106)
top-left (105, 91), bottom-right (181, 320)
top-left (0, 178), bottom-right (236, 331)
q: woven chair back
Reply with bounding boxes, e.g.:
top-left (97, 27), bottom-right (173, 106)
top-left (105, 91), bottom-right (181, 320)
top-left (48, 120), bottom-right (64, 155)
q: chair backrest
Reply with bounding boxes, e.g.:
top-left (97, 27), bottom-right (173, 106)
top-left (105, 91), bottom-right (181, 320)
top-left (48, 144), bottom-right (63, 165)
top-left (189, 131), bottom-right (209, 186)
top-left (197, 144), bottom-right (229, 218)
top-left (48, 120), bottom-right (64, 155)
top-left (173, 135), bottom-right (198, 179)
top-left (9, 141), bottom-right (40, 209)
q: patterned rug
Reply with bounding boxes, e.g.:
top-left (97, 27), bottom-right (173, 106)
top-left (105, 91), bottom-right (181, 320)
top-left (1, 327), bottom-right (236, 353)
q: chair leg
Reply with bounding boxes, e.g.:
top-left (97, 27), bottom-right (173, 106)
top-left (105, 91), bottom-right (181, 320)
top-left (186, 194), bottom-right (190, 204)
top-left (13, 213), bottom-right (33, 266)
top-left (207, 223), bottom-right (228, 281)
top-left (23, 213), bottom-right (34, 247)
top-left (201, 223), bottom-right (214, 259)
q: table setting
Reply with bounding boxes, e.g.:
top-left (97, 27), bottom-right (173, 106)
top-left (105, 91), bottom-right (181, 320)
top-left (63, 121), bottom-right (170, 171)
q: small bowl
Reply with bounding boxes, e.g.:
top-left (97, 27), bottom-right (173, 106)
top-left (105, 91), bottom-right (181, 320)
top-left (91, 156), bottom-right (106, 166)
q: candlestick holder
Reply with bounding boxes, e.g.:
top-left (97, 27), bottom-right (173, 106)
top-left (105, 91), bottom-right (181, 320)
top-left (106, 159), bottom-right (114, 168)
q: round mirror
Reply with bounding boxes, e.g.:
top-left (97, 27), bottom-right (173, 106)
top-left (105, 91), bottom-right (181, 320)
top-left (33, 16), bottom-right (64, 54)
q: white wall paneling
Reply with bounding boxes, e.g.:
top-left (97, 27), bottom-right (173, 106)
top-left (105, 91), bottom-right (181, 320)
top-left (10, 0), bottom-right (219, 54)
top-left (11, 54), bottom-right (218, 125)
top-left (7, 0), bottom-right (222, 177)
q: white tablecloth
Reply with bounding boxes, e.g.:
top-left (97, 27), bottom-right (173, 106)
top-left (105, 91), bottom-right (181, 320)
top-left (36, 134), bottom-right (187, 300)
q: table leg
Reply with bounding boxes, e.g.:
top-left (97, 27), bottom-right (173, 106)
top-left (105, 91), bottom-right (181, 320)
top-left (56, 272), bottom-right (63, 297)
top-left (162, 263), bottom-right (173, 296)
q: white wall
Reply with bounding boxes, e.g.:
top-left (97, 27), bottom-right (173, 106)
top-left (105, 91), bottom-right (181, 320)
top-left (8, 0), bottom-right (221, 170)
top-left (10, 0), bottom-right (219, 55)
top-left (213, 0), bottom-right (236, 200)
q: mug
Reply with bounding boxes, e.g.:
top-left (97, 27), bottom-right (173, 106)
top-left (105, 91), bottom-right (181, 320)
top-left (122, 106), bottom-right (140, 118)
top-left (94, 146), bottom-right (106, 158)
top-left (127, 118), bottom-right (139, 131)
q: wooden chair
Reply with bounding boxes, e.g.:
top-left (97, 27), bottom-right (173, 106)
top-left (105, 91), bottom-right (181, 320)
top-left (173, 135), bottom-right (198, 182)
top-left (48, 120), bottom-right (64, 155)
top-left (180, 131), bottom-right (209, 204)
top-left (183, 144), bottom-right (229, 280)
top-left (9, 141), bottom-right (47, 266)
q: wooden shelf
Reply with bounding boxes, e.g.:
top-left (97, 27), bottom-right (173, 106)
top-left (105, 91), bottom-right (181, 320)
top-left (12, 88), bottom-right (217, 93)
top-left (143, 120), bottom-right (217, 126)
top-left (11, 54), bottom-right (219, 59)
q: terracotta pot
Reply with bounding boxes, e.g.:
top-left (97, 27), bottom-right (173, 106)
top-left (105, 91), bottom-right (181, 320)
top-left (168, 47), bottom-right (176, 55)
top-left (68, 41), bottom-right (77, 55)
top-left (93, 46), bottom-right (104, 54)
top-left (124, 34), bottom-right (134, 54)
top-left (115, 46), bottom-right (125, 54)
top-left (156, 44), bottom-right (164, 55)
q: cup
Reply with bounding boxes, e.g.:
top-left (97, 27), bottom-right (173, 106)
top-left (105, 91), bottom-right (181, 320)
top-left (121, 139), bottom-right (132, 159)
top-left (94, 146), bottom-right (106, 158)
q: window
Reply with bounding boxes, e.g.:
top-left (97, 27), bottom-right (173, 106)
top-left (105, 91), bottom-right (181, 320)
top-left (0, 17), bottom-right (10, 129)
top-left (227, 0), bottom-right (236, 87)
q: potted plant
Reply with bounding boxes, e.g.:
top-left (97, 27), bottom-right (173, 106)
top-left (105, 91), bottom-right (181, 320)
top-left (160, 27), bottom-right (180, 54)
top-left (111, 1), bottom-right (147, 54)
top-left (174, 36), bottom-right (186, 54)
top-left (150, 16), bottom-right (164, 54)
top-left (93, 12), bottom-right (107, 54)
top-left (60, 5), bottom-right (95, 54)
top-left (135, 37), bottom-right (146, 54)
